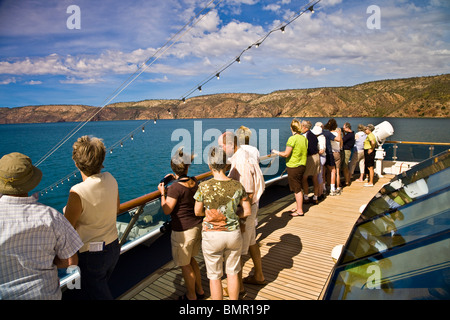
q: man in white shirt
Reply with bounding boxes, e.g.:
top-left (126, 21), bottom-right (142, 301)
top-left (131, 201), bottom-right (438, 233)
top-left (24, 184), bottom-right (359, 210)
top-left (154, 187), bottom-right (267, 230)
top-left (219, 128), bottom-right (266, 294)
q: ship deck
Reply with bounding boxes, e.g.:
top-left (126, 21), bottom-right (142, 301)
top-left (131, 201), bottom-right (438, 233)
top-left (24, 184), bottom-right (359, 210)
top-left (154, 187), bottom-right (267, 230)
top-left (118, 175), bottom-right (393, 300)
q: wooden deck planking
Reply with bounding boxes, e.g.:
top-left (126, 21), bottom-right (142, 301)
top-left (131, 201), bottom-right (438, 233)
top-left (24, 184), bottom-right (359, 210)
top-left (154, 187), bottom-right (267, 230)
top-left (119, 175), bottom-right (392, 301)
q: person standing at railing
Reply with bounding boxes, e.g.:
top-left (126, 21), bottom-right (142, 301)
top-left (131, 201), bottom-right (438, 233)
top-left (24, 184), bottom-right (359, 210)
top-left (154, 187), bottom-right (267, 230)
top-left (301, 120), bottom-right (320, 205)
top-left (311, 122), bottom-right (327, 199)
top-left (0, 152), bottom-right (83, 300)
top-left (64, 136), bottom-right (120, 300)
top-left (157, 148), bottom-right (205, 301)
top-left (363, 124), bottom-right (377, 187)
top-left (272, 119), bottom-right (308, 216)
top-left (342, 122), bottom-right (355, 187)
top-left (349, 124), bottom-right (367, 182)
top-left (194, 146), bottom-right (251, 300)
top-left (323, 119), bottom-right (342, 196)
top-left (220, 128), bottom-right (266, 296)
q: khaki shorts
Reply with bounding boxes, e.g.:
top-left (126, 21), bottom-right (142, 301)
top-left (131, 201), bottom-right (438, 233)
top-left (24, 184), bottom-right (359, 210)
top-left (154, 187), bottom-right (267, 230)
top-left (304, 153), bottom-right (320, 177)
top-left (241, 202), bottom-right (258, 255)
top-left (333, 151), bottom-right (341, 169)
top-left (343, 150), bottom-right (352, 167)
top-left (171, 223), bottom-right (202, 267)
top-left (202, 230), bottom-right (242, 280)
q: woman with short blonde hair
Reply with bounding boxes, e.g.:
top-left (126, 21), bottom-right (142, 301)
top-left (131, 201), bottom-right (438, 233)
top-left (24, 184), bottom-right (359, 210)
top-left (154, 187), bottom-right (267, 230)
top-left (64, 135), bottom-right (120, 300)
top-left (72, 136), bottom-right (106, 176)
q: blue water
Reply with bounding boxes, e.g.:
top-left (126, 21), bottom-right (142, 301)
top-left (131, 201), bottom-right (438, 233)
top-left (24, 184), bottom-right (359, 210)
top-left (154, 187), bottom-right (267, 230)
top-left (1, 117), bottom-right (449, 212)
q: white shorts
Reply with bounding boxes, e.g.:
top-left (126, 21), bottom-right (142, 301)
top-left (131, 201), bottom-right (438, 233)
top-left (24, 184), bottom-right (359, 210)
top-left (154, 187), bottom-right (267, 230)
top-left (241, 202), bottom-right (258, 255)
top-left (201, 229), bottom-right (242, 280)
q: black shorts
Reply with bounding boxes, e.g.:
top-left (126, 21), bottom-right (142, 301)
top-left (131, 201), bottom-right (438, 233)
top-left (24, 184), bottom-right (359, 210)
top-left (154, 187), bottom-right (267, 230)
top-left (364, 149), bottom-right (375, 168)
top-left (287, 165), bottom-right (306, 193)
top-left (325, 151), bottom-right (335, 167)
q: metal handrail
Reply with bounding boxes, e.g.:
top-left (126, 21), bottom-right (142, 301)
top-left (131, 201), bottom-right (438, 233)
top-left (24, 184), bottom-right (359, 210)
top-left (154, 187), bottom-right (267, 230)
top-left (118, 171), bottom-right (213, 214)
top-left (385, 140), bottom-right (450, 146)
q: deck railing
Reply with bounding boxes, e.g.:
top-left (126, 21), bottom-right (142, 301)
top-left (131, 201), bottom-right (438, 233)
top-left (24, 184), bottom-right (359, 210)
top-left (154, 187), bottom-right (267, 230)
top-left (118, 171), bottom-right (213, 214)
top-left (384, 140), bottom-right (450, 161)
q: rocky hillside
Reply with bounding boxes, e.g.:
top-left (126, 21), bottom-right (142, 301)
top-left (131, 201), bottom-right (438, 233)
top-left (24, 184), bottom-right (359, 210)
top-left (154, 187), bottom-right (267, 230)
top-left (1, 74), bottom-right (448, 124)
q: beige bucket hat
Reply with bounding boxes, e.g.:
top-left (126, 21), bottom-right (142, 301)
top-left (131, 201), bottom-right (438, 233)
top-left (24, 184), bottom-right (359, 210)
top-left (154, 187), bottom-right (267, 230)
top-left (0, 152), bottom-right (42, 195)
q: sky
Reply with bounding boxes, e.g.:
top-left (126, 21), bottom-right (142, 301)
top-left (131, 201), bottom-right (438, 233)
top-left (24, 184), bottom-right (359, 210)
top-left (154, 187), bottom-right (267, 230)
top-left (0, 0), bottom-right (449, 108)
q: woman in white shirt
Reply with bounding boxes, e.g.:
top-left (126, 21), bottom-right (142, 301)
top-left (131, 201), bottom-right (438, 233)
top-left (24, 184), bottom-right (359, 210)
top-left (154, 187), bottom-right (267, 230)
top-left (64, 136), bottom-right (120, 300)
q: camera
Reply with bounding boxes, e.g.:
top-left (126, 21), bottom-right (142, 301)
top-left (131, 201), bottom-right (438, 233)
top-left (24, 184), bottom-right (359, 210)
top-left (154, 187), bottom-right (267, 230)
top-left (160, 175), bottom-right (174, 185)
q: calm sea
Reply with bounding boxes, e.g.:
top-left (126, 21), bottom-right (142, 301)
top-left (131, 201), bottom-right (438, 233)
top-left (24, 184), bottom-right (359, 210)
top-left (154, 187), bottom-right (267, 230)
top-left (1, 117), bottom-right (449, 212)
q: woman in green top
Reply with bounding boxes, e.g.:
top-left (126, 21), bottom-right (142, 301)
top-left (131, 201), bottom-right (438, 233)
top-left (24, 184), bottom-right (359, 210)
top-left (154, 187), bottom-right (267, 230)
top-left (272, 119), bottom-right (308, 216)
top-left (363, 124), bottom-right (377, 187)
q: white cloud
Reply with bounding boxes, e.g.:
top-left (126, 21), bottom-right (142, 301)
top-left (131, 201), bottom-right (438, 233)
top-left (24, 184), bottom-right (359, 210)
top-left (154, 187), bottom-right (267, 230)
top-left (147, 75), bottom-right (170, 83)
top-left (280, 65), bottom-right (332, 77)
top-left (263, 4), bottom-right (281, 12)
top-left (0, 77), bottom-right (16, 85)
top-left (25, 80), bottom-right (42, 85)
top-left (320, 0), bottom-right (343, 7)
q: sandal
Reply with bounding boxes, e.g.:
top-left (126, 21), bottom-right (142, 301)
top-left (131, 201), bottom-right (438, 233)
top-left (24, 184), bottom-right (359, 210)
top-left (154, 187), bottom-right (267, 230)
top-left (290, 211), bottom-right (304, 217)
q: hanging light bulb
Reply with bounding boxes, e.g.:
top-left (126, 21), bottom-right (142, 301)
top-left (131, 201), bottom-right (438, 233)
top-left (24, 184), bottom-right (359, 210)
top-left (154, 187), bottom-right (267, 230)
top-left (236, 57), bottom-right (241, 63)
top-left (216, 73), bottom-right (220, 80)
top-left (131, 135), bottom-right (134, 140)
top-left (110, 149), bottom-right (113, 154)
top-left (198, 86), bottom-right (202, 92)
top-left (167, 108), bottom-right (171, 114)
top-left (154, 119), bottom-right (157, 124)
top-left (255, 42), bottom-right (261, 48)
top-left (142, 126), bottom-right (145, 133)
top-left (308, 6), bottom-right (314, 13)
top-left (120, 142), bottom-right (123, 147)
top-left (281, 26), bottom-right (285, 33)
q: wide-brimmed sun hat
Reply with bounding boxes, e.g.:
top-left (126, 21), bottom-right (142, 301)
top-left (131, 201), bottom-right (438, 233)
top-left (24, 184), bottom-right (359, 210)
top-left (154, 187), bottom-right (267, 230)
top-left (0, 152), bottom-right (42, 195)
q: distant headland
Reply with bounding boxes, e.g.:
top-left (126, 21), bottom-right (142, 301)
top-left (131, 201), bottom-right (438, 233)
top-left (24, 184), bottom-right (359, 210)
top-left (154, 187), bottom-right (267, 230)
top-left (1, 74), bottom-right (448, 124)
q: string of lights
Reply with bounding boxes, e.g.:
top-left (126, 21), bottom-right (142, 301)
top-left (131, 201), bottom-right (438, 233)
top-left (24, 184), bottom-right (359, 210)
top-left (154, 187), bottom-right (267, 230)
top-left (179, 0), bottom-right (320, 102)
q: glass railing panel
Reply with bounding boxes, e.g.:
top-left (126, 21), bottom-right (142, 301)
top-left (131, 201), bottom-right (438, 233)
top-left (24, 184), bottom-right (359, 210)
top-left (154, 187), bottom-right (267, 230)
top-left (343, 187), bottom-right (449, 264)
top-left (259, 155), bottom-right (287, 183)
top-left (362, 167), bottom-right (450, 219)
top-left (117, 197), bottom-right (170, 246)
top-left (325, 234), bottom-right (450, 300)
